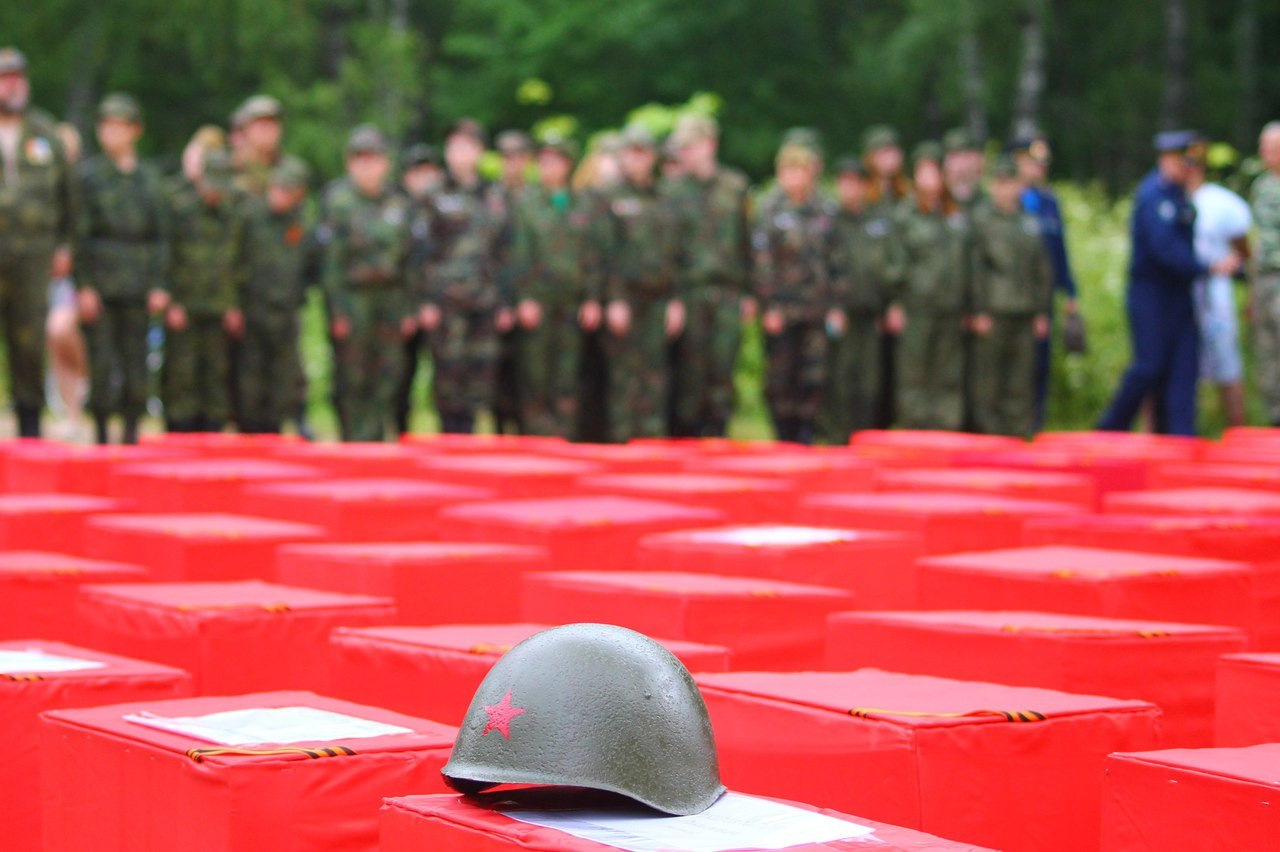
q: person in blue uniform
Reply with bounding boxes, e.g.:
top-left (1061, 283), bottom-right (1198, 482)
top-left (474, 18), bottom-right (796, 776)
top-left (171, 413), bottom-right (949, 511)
top-left (1011, 135), bottom-right (1081, 429)
top-left (1097, 131), bottom-right (1242, 436)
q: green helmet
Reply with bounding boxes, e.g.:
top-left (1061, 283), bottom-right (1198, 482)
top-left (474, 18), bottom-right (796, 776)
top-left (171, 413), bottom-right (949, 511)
top-left (441, 623), bottom-right (725, 816)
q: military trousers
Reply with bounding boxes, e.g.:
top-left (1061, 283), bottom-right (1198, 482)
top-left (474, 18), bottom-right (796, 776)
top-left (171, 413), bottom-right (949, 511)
top-left (338, 289), bottom-right (404, 442)
top-left (1254, 273), bottom-right (1280, 425)
top-left (162, 313), bottom-right (230, 428)
top-left (84, 298), bottom-right (149, 420)
top-left (0, 241), bottom-right (53, 412)
top-left (763, 314), bottom-right (827, 441)
top-left (673, 286), bottom-right (739, 436)
top-left (818, 312), bottom-right (881, 445)
top-left (896, 310), bottom-right (965, 431)
top-left (518, 305), bottom-right (582, 439)
top-left (430, 304), bottom-right (497, 424)
top-left (969, 313), bottom-right (1038, 438)
top-left (239, 309), bottom-right (301, 434)
top-left (607, 299), bottom-right (669, 443)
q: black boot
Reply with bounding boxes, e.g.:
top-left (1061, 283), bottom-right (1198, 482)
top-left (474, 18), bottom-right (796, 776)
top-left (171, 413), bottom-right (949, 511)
top-left (95, 415), bottom-right (111, 445)
top-left (703, 418), bottom-right (727, 439)
top-left (16, 407), bottom-right (41, 438)
top-left (167, 418), bottom-right (197, 433)
top-left (122, 417), bottom-right (139, 445)
top-left (440, 413), bottom-right (474, 435)
top-left (792, 419), bottom-right (816, 447)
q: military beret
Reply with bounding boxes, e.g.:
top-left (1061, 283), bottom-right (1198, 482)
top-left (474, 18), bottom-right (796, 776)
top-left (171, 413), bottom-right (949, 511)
top-left (539, 131), bottom-right (580, 161)
top-left (200, 149), bottom-right (236, 192)
top-left (0, 48), bottom-right (27, 76)
top-left (781, 126), bottom-right (823, 155)
top-left (495, 130), bottom-right (533, 156)
top-left (835, 156), bottom-right (867, 177)
top-left (1154, 129), bottom-right (1205, 154)
top-left (234, 95), bottom-right (283, 128)
top-left (670, 114), bottom-right (718, 147)
top-left (97, 93), bottom-right (142, 124)
top-left (346, 123), bottom-right (389, 156)
top-left (943, 127), bottom-right (979, 154)
top-left (912, 141), bottom-right (944, 167)
top-left (862, 125), bottom-right (900, 153)
top-left (269, 159), bottom-right (310, 190)
top-left (991, 154), bottom-right (1020, 179)
top-left (448, 118), bottom-right (488, 145)
top-left (620, 123), bottom-right (657, 149)
top-left (403, 142), bottom-right (439, 168)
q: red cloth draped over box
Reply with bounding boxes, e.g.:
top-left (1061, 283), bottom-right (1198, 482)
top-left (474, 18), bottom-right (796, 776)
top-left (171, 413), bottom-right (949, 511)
top-left (696, 669), bottom-right (1160, 852)
top-left (849, 430), bottom-right (1023, 467)
top-left (1034, 430), bottom-right (1204, 461)
top-left (826, 610), bottom-right (1245, 746)
top-left (330, 623), bottom-right (731, 725)
top-left (401, 433), bottom-right (568, 454)
top-left (949, 448), bottom-right (1148, 504)
top-left (1101, 745), bottom-right (1280, 850)
top-left (0, 493), bottom-right (127, 553)
top-left (577, 473), bottom-right (795, 522)
top-left (140, 431), bottom-right (301, 457)
top-left (535, 441), bottom-right (691, 472)
top-left (0, 641), bottom-right (191, 852)
top-left (874, 467), bottom-right (1095, 507)
top-left (684, 451), bottom-right (880, 491)
top-left (108, 458), bottom-right (325, 513)
top-left (4, 442), bottom-right (195, 494)
top-left (79, 580), bottom-right (395, 694)
top-left (638, 525), bottom-right (923, 608)
top-left (41, 691), bottom-right (455, 852)
top-left (1023, 515), bottom-right (1280, 649)
top-left (379, 791), bottom-right (996, 851)
top-left (1104, 486), bottom-right (1280, 517)
top-left (801, 492), bottom-right (1083, 556)
top-left (439, 496), bottom-right (724, 570)
top-left (1215, 653), bottom-right (1280, 746)
top-left (1149, 462), bottom-right (1280, 492)
top-left (265, 441), bottom-right (430, 477)
top-left (276, 542), bottom-right (549, 624)
top-left (84, 513), bottom-right (326, 581)
top-left (414, 453), bottom-right (606, 497)
top-left (522, 570), bottom-right (852, 669)
top-left (917, 546), bottom-right (1253, 636)
top-left (245, 478), bottom-right (494, 541)
top-left (0, 552), bottom-right (148, 644)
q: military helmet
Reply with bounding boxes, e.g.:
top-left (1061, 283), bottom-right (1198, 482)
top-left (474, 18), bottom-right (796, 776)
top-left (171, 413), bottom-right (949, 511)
top-left (0, 48), bottom-right (27, 76)
top-left (441, 623), bottom-right (726, 816)
top-left (98, 93), bottom-right (142, 125)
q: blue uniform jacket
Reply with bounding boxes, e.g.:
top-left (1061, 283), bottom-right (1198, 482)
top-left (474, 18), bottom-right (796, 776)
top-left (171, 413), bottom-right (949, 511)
top-left (1129, 169), bottom-right (1205, 296)
top-left (1022, 186), bottom-right (1077, 298)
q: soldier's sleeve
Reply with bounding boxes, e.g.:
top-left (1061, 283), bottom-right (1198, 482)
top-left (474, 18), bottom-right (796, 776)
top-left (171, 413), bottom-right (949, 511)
top-left (964, 220), bottom-right (982, 315)
top-left (1137, 190), bottom-right (1206, 283)
top-left (658, 192), bottom-right (681, 301)
top-left (419, 202), bottom-right (443, 307)
top-left (54, 129), bottom-right (77, 250)
top-left (165, 192), bottom-right (183, 301)
top-left (882, 218), bottom-right (907, 311)
top-left (601, 194), bottom-right (628, 305)
top-left (1042, 194), bottom-right (1077, 298)
top-left (148, 168), bottom-right (172, 296)
top-left (1032, 225), bottom-right (1054, 314)
top-left (230, 201), bottom-right (250, 312)
top-left (70, 162), bottom-right (94, 291)
top-left (750, 206), bottom-right (776, 308)
top-left (582, 194), bottom-right (609, 303)
top-left (320, 203), bottom-right (352, 320)
top-left (660, 182), bottom-right (691, 302)
top-left (406, 205), bottom-right (431, 307)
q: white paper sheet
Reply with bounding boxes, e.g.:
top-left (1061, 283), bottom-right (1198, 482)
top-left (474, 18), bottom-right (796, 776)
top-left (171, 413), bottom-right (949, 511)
top-left (0, 648), bottom-right (107, 674)
top-left (503, 792), bottom-right (877, 851)
top-left (686, 526), bottom-right (859, 548)
top-left (122, 705), bottom-right (413, 746)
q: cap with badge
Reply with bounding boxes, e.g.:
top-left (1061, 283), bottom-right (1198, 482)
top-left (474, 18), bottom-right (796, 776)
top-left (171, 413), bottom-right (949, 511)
top-left (670, 114), bottom-right (718, 148)
top-left (97, 93), bottom-right (142, 125)
top-left (991, 153), bottom-right (1020, 180)
top-left (269, 159), bottom-right (310, 190)
top-left (346, 124), bottom-right (389, 156)
top-left (1154, 129), bottom-right (1205, 155)
top-left (781, 126), bottom-right (824, 157)
top-left (863, 124), bottom-right (900, 154)
top-left (495, 130), bottom-right (533, 156)
top-left (619, 123), bottom-right (657, 150)
top-left (911, 141), bottom-right (944, 167)
top-left (448, 118), bottom-right (488, 146)
top-left (1009, 134), bottom-right (1052, 165)
top-left (403, 143), bottom-right (440, 168)
top-left (538, 131), bottom-right (579, 161)
top-left (0, 47), bottom-right (27, 76)
top-left (233, 95), bottom-right (283, 129)
top-left (835, 155), bottom-right (867, 178)
top-left (943, 127), bottom-right (979, 154)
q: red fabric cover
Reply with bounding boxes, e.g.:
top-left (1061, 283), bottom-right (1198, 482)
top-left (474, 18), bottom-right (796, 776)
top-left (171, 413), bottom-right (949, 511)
top-left (84, 513), bottom-right (326, 581)
top-left (522, 570), bottom-right (852, 669)
top-left (1023, 514), bottom-right (1280, 649)
top-left (439, 496), bottom-right (724, 570)
top-left (949, 448), bottom-right (1148, 504)
top-left (1101, 745), bottom-right (1280, 851)
top-left (0, 493), bottom-right (127, 553)
top-left (0, 552), bottom-right (149, 644)
top-left (535, 442), bottom-right (691, 472)
top-left (577, 473), bottom-right (795, 522)
top-left (401, 433), bottom-right (568, 454)
top-left (1201, 442), bottom-right (1280, 465)
top-left (0, 641), bottom-right (191, 852)
top-left (1033, 431), bottom-right (1204, 462)
top-left (41, 691), bottom-right (455, 852)
top-left (108, 458), bottom-right (325, 513)
top-left (267, 441), bottom-right (430, 476)
top-left (826, 609), bottom-right (1245, 746)
top-left (3, 442), bottom-right (195, 495)
top-left (244, 478), bottom-right (494, 541)
top-left (874, 467), bottom-right (1096, 507)
top-left (1149, 462), bottom-right (1280, 492)
top-left (1104, 486), bottom-right (1280, 516)
top-left (139, 431), bottom-right (301, 457)
top-left (637, 525), bottom-right (923, 608)
top-left (696, 669), bottom-right (1160, 852)
top-left (414, 453), bottom-right (606, 497)
top-left (329, 623), bottom-right (732, 726)
top-left (1215, 653), bottom-right (1280, 746)
top-left (276, 542), bottom-right (549, 623)
top-left (916, 546), bottom-right (1254, 634)
top-left (78, 580), bottom-right (395, 694)
top-left (379, 791), bottom-right (996, 851)
top-left (848, 430), bottom-right (1023, 467)
top-left (685, 452), bottom-right (880, 491)
top-left (628, 437), bottom-right (784, 456)
top-left (801, 492), bottom-right (1083, 555)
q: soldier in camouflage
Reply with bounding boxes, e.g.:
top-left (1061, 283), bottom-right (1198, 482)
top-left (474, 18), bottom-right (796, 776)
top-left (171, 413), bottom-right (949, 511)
top-left (0, 47), bottom-right (76, 437)
top-left (943, 127), bottom-right (986, 211)
top-left (74, 93), bottom-right (168, 444)
top-left (969, 155), bottom-right (1052, 437)
top-left (603, 124), bottom-right (679, 442)
top-left (230, 96), bottom-right (307, 200)
top-left (665, 114), bottom-right (751, 439)
top-left (162, 149), bottom-right (245, 432)
top-left (492, 130), bottom-right (534, 435)
top-left (752, 135), bottom-right (835, 445)
top-left (1252, 122), bottom-right (1280, 425)
top-left (394, 143), bottom-right (443, 435)
top-left (323, 125), bottom-right (415, 442)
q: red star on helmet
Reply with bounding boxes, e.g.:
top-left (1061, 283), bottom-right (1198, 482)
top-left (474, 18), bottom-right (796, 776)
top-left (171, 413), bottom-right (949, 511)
top-left (482, 690), bottom-right (526, 739)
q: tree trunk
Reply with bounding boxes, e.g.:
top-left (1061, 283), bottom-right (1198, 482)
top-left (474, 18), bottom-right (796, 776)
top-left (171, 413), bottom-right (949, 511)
top-left (958, 14), bottom-right (988, 144)
top-left (1011, 0), bottom-right (1047, 140)
top-left (1160, 0), bottom-right (1188, 131)
top-left (1235, 0), bottom-right (1258, 149)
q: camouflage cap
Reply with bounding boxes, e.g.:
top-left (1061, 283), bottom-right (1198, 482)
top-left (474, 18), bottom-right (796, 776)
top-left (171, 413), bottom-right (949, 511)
top-left (776, 143), bottom-right (820, 169)
top-left (835, 155), bottom-right (868, 177)
top-left (97, 93), bottom-right (142, 124)
top-left (448, 118), bottom-right (488, 145)
top-left (234, 95), bottom-right (283, 128)
top-left (496, 130), bottom-right (533, 156)
top-left (781, 126), bottom-right (823, 156)
top-left (620, 123), bottom-right (657, 150)
top-left (943, 127), bottom-right (979, 154)
top-left (0, 48), bottom-right (27, 76)
top-left (991, 153), bottom-right (1020, 180)
top-left (539, 131), bottom-right (579, 161)
top-left (911, 140), bottom-right (944, 167)
top-left (593, 131), bottom-right (622, 154)
top-left (670, 114), bottom-right (719, 148)
top-left (346, 123), bottom-right (389, 156)
top-left (862, 124), bottom-right (900, 153)
top-left (403, 142), bottom-right (440, 168)
top-left (269, 158), bottom-right (310, 190)
top-left (200, 149), bottom-right (236, 192)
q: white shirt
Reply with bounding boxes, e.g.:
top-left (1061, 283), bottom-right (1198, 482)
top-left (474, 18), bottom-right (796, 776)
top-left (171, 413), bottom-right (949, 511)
top-left (1193, 181), bottom-right (1252, 269)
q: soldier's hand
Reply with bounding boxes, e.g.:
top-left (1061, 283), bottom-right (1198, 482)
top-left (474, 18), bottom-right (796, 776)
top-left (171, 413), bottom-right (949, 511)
top-left (331, 316), bottom-right (351, 341)
top-left (51, 246), bottom-right (73, 279)
top-left (1211, 252), bottom-right (1242, 278)
top-left (166, 304), bottom-right (188, 332)
top-left (223, 308), bottom-right (245, 339)
top-left (77, 288), bottom-right (102, 324)
top-left (665, 300), bottom-right (686, 340)
top-left (148, 289), bottom-right (171, 314)
top-left (883, 304), bottom-right (906, 335)
top-left (579, 299), bottom-right (603, 332)
top-left (495, 308), bottom-right (515, 333)
top-left (970, 313), bottom-right (994, 337)
top-left (741, 297), bottom-right (759, 322)
top-left (606, 300), bottom-right (631, 336)
top-left (419, 304), bottom-right (442, 332)
top-left (825, 308), bottom-right (847, 338)
top-left (762, 308), bottom-right (784, 336)
top-left (517, 299), bottom-right (542, 330)
top-left (400, 316), bottom-right (418, 339)
top-left (1033, 314), bottom-right (1050, 340)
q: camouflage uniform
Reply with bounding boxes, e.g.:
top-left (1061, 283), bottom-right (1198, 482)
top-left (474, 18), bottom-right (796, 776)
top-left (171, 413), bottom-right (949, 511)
top-left (492, 131), bottom-right (533, 435)
top-left (819, 201), bottom-right (903, 444)
top-left (74, 148), bottom-right (167, 431)
top-left (603, 177), bottom-right (678, 442)
top-left (509, 184), bottom-right (603, 437)
top-left (1251, 171), bottom-right (1280, 424)
top-left (969, 199), bottom-right (1053, 437)
top-left (752, 187), bottom-right (836, 444)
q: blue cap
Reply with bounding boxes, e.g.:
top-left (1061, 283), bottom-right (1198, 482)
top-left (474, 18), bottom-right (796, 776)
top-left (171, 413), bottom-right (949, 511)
top-left (1154, 130), bottom-right (1204, 153)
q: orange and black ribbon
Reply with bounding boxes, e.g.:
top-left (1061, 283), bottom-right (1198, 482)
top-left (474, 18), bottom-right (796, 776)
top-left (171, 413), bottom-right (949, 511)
top-left (850, 707), bottom-right (1047, 723)
top-left (185, 745), bottom-right (356, 762)
top-left (1, 673), bottom-right (45, 682)
top-left (176, 603), bottom-right (292, 614)
top-left (1001, 625), bottom-right (1171, 639)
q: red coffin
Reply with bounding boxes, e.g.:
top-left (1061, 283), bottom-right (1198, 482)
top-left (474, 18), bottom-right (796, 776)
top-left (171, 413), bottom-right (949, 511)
top-left (1101, 745), bottom-right (1280, 850)
top-left (696, 669), bottom-right (1160, 852)
top-left (139, 431), bottom-right (301, 457)
top-left (874, 467), bottom-right (1095, 507)
top-left (577, 473), bottom-right (795, 522)
top-left (1215, 653), bottom-right (1280, 746)
top-left (848, 430), bottom-right (1023, 467)
top-left (949, 447), bottom-right (1149, 503)
top-left (522, 570), bottom-right (852, 669)
top-left (1033, 430), bottom-right (1203, 462)
top-left (245, 478), bottom-right (495, 541)
top-left (414, 453), bottom-right (606, 497)
top-left (826, 610), bottom-right (1245, 746)
top-left (41, 691), bottom-right (455, 852)
top-left (1149, 461), bottom-right (1280, 492)
top-left (79, 580), bottom-right (395, 694)
top-left (1104, 486), bottom-right (1280, 517)
top-left (329, 623), bottom-right (731, 725)
top-left (638, 524), bottom-right (923, 608)
top-left (4, 442), bottom-right (194, 495)
top-left (0, 493), bottom-right (127, 554)
top-left (108, 458), bottom-right (325, 513)
top-left (380, 791), bottom-right (996, 851)
top-left (535, 441), bottom-right (690, 472)
top-left (0, 641), bottom-right (191, 852)
top-left (84, 513), bottom-right (326, 581)
top-left (0, 552), bottom-right (148, 644)
top-left (917, 545), bottom-right (1254, 636)
top-left (267, 440), bottom-right (430, 476)
top-left (276, 542), bottom-right (550, 624)
top-left (684, 451), bottom-right (880, 491)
